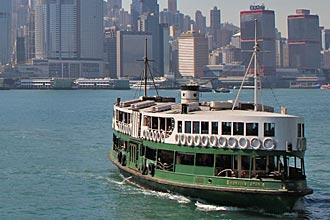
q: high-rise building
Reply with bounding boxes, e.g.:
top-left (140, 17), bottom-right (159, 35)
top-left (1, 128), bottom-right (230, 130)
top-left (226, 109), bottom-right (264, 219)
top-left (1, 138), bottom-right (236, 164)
top-left (240, 5), bottom-right (276, 76)
top-left (79, 1), bottom-right (104, 60)
top-left (195, 10), bottom-right (206, 34)
top-left (288, 9), bottom-right (321, 70)
top-left (178, 31), bottom-right (208, 78)
top-left (34, 0), bottom-right (104, 77)
top-left (0, 0), bottom-right (13, 64)
top-left (48, 0), bottom-right (78, 59)
top-left (210, 6), bottom-right (221, 50)
top-left (116, 31), bottom-right (153, 79)
top-left (105, 26), bottom-right (118, 78)
top-left (321, 28), bottom-right (330, 50)
top-left (168, 0), bottom-right (177, 13)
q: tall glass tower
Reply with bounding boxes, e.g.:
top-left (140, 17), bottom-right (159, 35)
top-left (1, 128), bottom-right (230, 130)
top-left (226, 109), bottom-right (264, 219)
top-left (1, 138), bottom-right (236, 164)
top-left (0, 0), bottom-right (12, 64)
top-left (240, 5), bottom-right (276, 76)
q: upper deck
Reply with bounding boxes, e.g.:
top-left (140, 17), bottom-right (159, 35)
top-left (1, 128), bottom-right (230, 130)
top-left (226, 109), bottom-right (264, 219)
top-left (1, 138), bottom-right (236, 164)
top-left (113, 94), bottom-right (306, 154)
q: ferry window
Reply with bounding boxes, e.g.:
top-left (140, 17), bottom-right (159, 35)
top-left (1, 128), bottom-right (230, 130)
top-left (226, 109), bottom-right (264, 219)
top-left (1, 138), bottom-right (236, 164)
top-left (152, 117), bottom-right (158, 129)
top-left (144, 116), bottom-right (151, 127)
top-left (201, 121), bottom-right (209, 134)
top-left (302, 124), bottom-right (305, 137)
top-left (160, 118), bottom-right (166, 130)
top-left (178, 121), bottom-right (182, 133)
top-left (157, 150), bottom-right (174, 171)
top-left (193, 121), bottom-right (200, 134)
top-left (255, 156), bottom-right (267, 171)
top-left (211, 122), bottom-right (218, 135)
top-left (297, 123), bottom-right (305, 138)
top-left (241, 156), bottom-right (250, 170)
top-left (176, 152), bottom-right (194, 165)
top-left (246, 123), bottom-right (259, 136)
top-left (145, 147), bottom-right (156, 160)
top-left (185, 121), bottom-right (192, 133)
top-left (297, 123), bottom-right (302, 137)
top-left (264, 123), bottom-right (275, 137)
top-left (216, 155), bottom-right (234, 176)
top-left (196, 153), bottom-right (214, 167)
top-left (222, 122), bottom-right (231, 135)
top-left (233, 122), bottom-right (244, 136)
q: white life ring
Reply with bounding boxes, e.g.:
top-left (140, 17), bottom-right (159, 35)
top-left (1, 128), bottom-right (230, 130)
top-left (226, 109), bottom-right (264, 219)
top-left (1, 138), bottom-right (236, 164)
top-left (201, 135), bottom-right (209, 147)
top-left (153, 131), bottom-right (158, 142)
top-left (187, 135), bottom-right (194, 146)
top-left (175, 134), bottom-right (181, 145)
top-left (194, 135), bottom-right (201, 147)
top-left (228, 137), bottom-right (238, 149)
top-left (156, 131), bottom-right (161, 143)
top-left (180, 134), bottom-right (187, 145)
top-left (210, 135), bottom-right (218, 148)
top-left (148, 130), bottom-right (153, 141)
top-left (218, 136), bottom-right (227, 148)
top-left (238, 137), bottom-right (249, 150)
top-left (263, 138), bottom-right (276, 150)
top-left (161, 131), bottom-right (166, 142)
top-left (250, 137), bottom-right (261, 150)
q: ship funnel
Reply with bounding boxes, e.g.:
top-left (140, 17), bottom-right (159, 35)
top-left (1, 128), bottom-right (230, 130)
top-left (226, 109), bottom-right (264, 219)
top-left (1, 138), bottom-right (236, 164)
top-left (181, 83), bottom-right (199, 104)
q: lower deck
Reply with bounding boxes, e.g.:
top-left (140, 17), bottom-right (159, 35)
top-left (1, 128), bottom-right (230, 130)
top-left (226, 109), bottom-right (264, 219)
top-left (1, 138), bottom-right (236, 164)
top-left (112, 131), bottom-right (309, 193)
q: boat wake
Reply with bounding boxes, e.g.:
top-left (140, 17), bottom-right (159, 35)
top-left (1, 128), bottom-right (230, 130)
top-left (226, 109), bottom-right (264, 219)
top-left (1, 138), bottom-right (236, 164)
top-left (104, 174), bottom-right (132, 185)
top-left (141, 190), bottom-right (191, 204)
top-left (195, 201), bottom-right (243, 212)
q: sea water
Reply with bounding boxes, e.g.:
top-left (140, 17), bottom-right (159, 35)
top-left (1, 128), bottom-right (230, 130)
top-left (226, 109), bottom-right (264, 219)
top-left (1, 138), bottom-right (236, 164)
top-left (0, 89), bottom-right (329, 220)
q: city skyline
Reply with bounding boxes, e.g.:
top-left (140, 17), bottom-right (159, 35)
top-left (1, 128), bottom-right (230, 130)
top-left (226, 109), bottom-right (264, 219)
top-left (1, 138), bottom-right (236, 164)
top-left (122, 0), bottom-right (330, 37)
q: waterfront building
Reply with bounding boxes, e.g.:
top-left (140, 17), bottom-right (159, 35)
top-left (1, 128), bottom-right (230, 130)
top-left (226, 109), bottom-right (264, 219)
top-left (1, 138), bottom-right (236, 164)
top-left (210, 6), bottom-right (221, 50)
top-left (116, 31), bottom-right (153, 79)
top-left (240, 5), bottom-right (276, 76)
top-left (288, 9), bottom-right (321, 71)
top-left (178, 31), bottom-right (208, 78)
top-left (0, 0), bottom-right (13, 64)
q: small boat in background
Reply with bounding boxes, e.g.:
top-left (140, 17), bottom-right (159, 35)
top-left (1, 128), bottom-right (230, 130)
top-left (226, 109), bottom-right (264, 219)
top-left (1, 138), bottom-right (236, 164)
top-left (214, 87), bottom-right (230, 93)
top-left (321, 84), bottom-right (330, 90)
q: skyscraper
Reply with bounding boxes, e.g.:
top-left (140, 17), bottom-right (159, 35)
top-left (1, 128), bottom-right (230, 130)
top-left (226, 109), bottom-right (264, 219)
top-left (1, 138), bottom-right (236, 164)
top-left (240, 5), bottom-right (276, 76)
top-left (322, 29), bottom-right (330, 50)
top-left (195, 10), bottom-right (206, 34)
top-left (178, 31), bottom-right (208, 78)
top-left (288, 9), bottom-right (320, 70)
top-left (168, 0), bottom-right (177, 13)
top-left (116, 31), bottom-right (153, 79)
top-left (0, 0), bottom-right (12, 64)
top-left (34, 0), bottom-right (104, 77)
top-left (210, 6), bottom-right (221, 49)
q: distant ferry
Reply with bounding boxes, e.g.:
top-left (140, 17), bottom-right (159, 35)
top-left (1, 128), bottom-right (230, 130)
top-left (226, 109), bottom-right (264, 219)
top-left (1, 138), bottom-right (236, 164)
top-left (108, 23), bottom-right (312, 213)
top-left (320, 84), bottom-right (330, 90)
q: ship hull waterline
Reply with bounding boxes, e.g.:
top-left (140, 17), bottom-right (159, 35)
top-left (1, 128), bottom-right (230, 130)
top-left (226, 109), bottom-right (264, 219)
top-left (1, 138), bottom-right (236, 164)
top-left (109, 153), bottom-right (312, 214)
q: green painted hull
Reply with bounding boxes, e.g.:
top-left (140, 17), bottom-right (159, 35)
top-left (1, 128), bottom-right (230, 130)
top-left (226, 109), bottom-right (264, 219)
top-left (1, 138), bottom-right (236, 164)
top-left (109, 152), bottom-right (312, 214)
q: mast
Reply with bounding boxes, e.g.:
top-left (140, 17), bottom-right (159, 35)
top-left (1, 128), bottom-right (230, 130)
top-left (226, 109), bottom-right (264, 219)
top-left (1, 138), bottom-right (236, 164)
top-left (254, 19), bottom-right (259, 111)
top-left (143, 38), bottom-right (148, 97)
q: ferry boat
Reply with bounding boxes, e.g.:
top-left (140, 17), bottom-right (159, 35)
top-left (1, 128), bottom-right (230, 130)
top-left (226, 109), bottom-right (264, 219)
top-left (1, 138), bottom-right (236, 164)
top-left (108, 23), bottom-right (313, 213)
top-left (320, 84), bottom-right (330, 90)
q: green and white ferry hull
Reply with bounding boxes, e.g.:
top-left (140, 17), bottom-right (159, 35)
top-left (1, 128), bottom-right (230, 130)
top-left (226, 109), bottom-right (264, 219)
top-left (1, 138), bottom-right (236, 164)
top-left (109, 86), bottom-right (312, 213)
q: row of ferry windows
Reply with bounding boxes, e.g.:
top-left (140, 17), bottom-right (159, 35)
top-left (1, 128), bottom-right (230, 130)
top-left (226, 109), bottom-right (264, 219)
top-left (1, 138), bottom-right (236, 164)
top-left (177, 121), bottom-right (275, 137)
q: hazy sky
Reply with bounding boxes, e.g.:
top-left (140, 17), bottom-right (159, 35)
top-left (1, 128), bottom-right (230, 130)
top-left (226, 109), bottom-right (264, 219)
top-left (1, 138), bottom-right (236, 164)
top-left (122, 0), bottom-right (330, 37)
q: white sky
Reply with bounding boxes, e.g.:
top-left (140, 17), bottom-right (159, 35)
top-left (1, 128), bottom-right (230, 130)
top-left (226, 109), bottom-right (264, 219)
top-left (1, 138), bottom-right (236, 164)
top-left (122, 0), bottom-right (330, 37)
